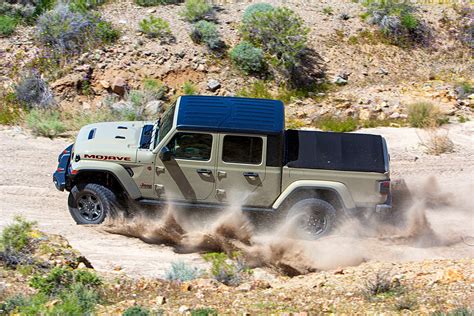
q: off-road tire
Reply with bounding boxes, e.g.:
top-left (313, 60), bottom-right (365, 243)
top-left (68, 183), bottom-right (120, 225)
top-left (286, 198), bottom-right (337, 240)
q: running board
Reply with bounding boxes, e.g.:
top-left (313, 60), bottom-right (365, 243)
top-left (137, 199), bottom-right (275, 213)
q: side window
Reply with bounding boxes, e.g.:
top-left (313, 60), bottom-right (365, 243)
top-left (167, 133), bottom-right (213, 161)
top-left (222, 135), bottom-right (263, 164)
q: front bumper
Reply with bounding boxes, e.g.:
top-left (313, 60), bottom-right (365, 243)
top-left (53, 144), bottom-right (73, 192)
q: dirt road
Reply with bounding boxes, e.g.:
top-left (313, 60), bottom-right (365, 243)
top-left (0, 123), bottom-right (473, 278)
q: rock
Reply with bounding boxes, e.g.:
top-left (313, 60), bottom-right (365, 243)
top-left (332, 74), bottom-right (348, 85)
top-left (237, 282), bottom-right (252, 292)
top-left (144, 100), bottom-right (163, 116)
top-left (99, 80), bottom-right (110, 89)
top-left (156, 296), bottom-right (166, 305)
top-left (178, 305), bottom-right (189, 313)
top-left (77, 262), bottom-right (87, 269)
top-left (207, 79), bottom-right (221, 92)
top-left (147, 8), bottom-right (156, 13)
top-left (111, 77), bottom-right (128, 96)
top-left (358, 108), bottom-right (372, 121)
top-left (389, 112), bottom-right (401, 119)
top-left (111, 101), bottom-right (134, 113)
top-left (180, 283), bottom-right (192, 292)
top-left (378, 68), bottom-right (389, 75)
top-left (197, 64), bottom-right (206, 72)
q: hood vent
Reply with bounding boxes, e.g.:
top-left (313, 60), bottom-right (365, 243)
top-left (88, 128), bottom-right (96, 140)
top-left (115, 136), bottom-right (126, 139)
top-left (117, 126), bottom-right (128, 130)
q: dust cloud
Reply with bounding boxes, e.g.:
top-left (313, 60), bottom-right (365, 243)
top-left (102, 176), bottom-right (474, 276)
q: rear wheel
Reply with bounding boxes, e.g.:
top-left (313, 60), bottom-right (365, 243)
top-left (286, 198), bottom-right (337, 240)
top-left (68, 183), bottom-right (120, 225)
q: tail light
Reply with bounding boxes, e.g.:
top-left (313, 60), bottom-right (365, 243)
top-left (378, 180), bottom-right (391, 195)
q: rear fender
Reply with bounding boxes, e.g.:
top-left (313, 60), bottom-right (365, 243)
top-left (272, 180), bottom-right (356, 211)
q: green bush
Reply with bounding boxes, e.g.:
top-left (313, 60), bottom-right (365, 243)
top-left (241, 7), bottom-right (309, 77)
top-left (30, 266), bottom-right (102, 296)
top-left (182, 81), bottom-right (197, 95)
top-left (230, 41), bottom-right (265, 74)
top-left (26, 109), bottom-right (66, 137)
top-left (0, 14), bottom-right (18, 36)
top-left (315, 116), bottom-right (358, 133)
top-left (0, 216), bottom-right (35, 253)
top-left (202, 252), bottom-right (240, 286)
top-left (135, 0), bottom-right (180, 6)
top-left (191, 308), bottom-right (218, 316)
top-left (238, 81), bottom-right (273, 99)
top-left (36, 4), bottom-right (119, 57)
top-left (52, 283), bottom-right (100, 315)
top-left (190, 20), bottom-right (223, 50)
top-left (242, 3), bottom-right (273, 24)
top-left (139, 16), bottom-right (172, 40)
top-left (123, 305), bottom-right (150, 316)
top-left (165, 261), bottom-right (202, 281)
top-left (143, 78), bottom-right (167, 99)
top-left (181, 0), bottom-right (212, 22)
top-left (362, 0), bottom-right (429, 46)
top-left (0, 295), bottom-right (30, 314)
top-left (407, 102), bottom-right (442, 128)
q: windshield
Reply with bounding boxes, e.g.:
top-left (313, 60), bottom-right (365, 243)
top-left (154, 103), bottom-right (175, 148)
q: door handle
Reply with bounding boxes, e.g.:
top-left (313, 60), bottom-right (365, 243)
top-left (243, 172), bottom-right (259, 178)
top-left (197, 169), bottom-right (212, 175)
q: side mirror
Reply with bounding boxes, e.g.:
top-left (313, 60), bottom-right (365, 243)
top-left (159, 146), bottom-right (173, 161)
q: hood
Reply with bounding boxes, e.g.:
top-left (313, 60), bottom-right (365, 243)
top-left (73, 121), bottom-right (150, 163)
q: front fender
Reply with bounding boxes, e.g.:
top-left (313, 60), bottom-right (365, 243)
top-left (272, 180), bottom-right (356, 210)
top-left (71, 160), bottom-right (141, 199)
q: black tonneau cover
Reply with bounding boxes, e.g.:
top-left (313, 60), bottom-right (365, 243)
top-left (285, 130), bottom-right (387, 173)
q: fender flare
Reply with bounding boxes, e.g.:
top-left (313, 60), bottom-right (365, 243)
top-left (272, 180), bottom-right (356, 211)
top-left (71, 161), bottom-right (141, 200)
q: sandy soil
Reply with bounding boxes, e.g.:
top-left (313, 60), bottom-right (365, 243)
top-left (0, 123), bottom-right (473, 278)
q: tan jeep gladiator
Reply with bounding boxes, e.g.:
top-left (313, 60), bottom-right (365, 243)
top-left (53, 95), bottom-right (391, 239)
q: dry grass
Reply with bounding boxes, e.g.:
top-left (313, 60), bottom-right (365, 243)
top-left (420, 129), bottom-right (455, 155)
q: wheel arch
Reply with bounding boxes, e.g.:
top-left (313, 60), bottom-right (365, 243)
top-left (273, 180), bottom-right (356, 212)
top-left (68, 162), bottom-right (141, 200)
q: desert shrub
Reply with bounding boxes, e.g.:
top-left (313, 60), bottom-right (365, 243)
top-left (190, 20), bottom-right (223, 50)
top-left (362, 0), bottom-right (429, 46)
top-left (36, 4), bottom-right (119, 57)
top-left (238, 81), bottom-right (273, 99)
top-left (241, 7), bottom-right (309, 78)
top-left (53, 283), bottom-right (100, 315)
top-left (315, 116), bottom-right (358, 132)
top-left (323, 6), bottom-right (333, 15)
top-left (191, 308), bottom-right (218, 316)
top-left (421, 130), bottom-right (454, 155)
top-left (0, 216), bottom-right (35, 253)
top-left (182, 81), bottom-right (197, 95)
top-left (0, 14), bottom-right (18, 36)
top-left (363, 271), bottom-right (403, 300)
top-left (139, 16), bottom-right (172, 40)
top-left (143, 78), bottom-right (167, 99)
top-left (230, 41), bottom-right (265, 74)
top-left (394, 295), bottom-right (417, 311)
top-left (135, 0), bottom-right (180, 6)
top-left (26, 109), bottom-right (66, 137)
top-left (123, 305), bottom-right (151, 316)
top-left (0, 92), bottom-right (22, 125)
top-left (202, 252), bottom-right (241, 286)
top-left (0, 294), bottom-right (30, 314)
top-left (455, 81), bottom-right (473, 98)
top-left (181, 0), bottom-right (212, 22)
top-left (432, 307), bottom-right (473, 316)
top-left (242, 2), bottom-right (273, 24)
top-left (286, 118), bottom-right (305, 129)
top-left (13, 293), bottom-right (48, 315)
top-left (454, 6), bottom-right (473, 48)
top-left (407, 102), bottom-right (443, 128)
top-left (69, 0), bottom-right (107, 13)
top-left (15, 72), bottom-right (54, 109)
top-left (30, 266), bottom-right (102, 296)
top-left (165, 261), bottom-right (202, 281)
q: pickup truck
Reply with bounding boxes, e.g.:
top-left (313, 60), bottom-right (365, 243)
top-left (53, 95), bottom-right (392, 239)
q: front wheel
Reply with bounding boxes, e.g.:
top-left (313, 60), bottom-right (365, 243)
top-left (286, 198), bottom-right (337, 240)
top-left (68, 183), bottom-right (120, 225)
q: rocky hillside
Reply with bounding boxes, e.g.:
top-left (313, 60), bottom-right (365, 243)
top-left (0, 0), bottom-right (473, 132)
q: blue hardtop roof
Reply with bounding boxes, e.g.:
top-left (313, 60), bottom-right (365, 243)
top-left (176, 95), bottom-right (285, 135)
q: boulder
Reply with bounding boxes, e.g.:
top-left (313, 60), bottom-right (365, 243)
top-left (207, 79), bottom-right (221, 92)
top-left (111, 77), bottom-right (128, 96)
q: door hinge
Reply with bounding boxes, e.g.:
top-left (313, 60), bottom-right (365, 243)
top-left (216, 189), bottom-right (226, 195)
top-left (156, 166), bottom-right (165, 174)
top-left (154, 184), bottom-right (164, 192)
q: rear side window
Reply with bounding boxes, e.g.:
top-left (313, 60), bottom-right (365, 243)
top-left (167, 132), bottom-right (213, 161)
top-left (222, 135), bottom-right (263, 164)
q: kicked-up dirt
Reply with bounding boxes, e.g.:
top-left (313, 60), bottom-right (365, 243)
top-left (0, 123), bottom-right (473, 278)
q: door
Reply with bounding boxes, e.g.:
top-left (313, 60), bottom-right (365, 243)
top-left (216, 134), bottom-right (270, 207)
top-left (154, 131), bottom-right (216, 202)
